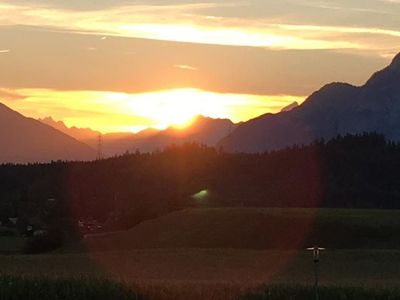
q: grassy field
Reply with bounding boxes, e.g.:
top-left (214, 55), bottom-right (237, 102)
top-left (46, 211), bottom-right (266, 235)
top-left (1, 249), bottom-right (400, 286)
top-left (0, 236), bottom-right (26, 254)
top-left (1, 249), bottom-right (400, 299)
top-left (83, 207), bottom-right (400, 250)
top-left (2, 208), bottom-right (400, 299)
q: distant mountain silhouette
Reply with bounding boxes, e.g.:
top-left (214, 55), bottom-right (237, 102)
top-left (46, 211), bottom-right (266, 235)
top-left (219, 53), bottom-right (400, 153)
top-left (104, 116), bottom-right (236, 154)
top-left (39, 117), bottom-right (101, 144)
top-left (0, 104), bottom-right (95, 163)
top-left (39, 117), bottom-right (138, 154)
top-left (40, 115), bottom-right (236, 156)
top-left (112, 115), bottom-right (236, 154)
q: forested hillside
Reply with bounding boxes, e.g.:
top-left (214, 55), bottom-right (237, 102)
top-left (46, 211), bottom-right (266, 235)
top-left (1, 133), bottom-right (399, 232)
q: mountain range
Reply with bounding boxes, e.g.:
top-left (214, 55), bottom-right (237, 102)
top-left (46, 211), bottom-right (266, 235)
top-left (219, 52), bottom-right (400, 152)
top-left (40, 115), bottom-right (236, 157)
top-left (1, 52), bottom-right (400, 163)
top-left (121, 116), bottom-right (236, 153)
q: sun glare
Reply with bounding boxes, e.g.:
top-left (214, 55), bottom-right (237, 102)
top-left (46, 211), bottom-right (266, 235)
top-left (126, 89), bottom-right (229, 129)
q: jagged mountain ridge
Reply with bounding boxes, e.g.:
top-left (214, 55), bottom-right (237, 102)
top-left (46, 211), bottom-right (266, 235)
top-left (39, 117), bottom-right (101, 143)
top-left (218, 53), bottom-right (400, 153)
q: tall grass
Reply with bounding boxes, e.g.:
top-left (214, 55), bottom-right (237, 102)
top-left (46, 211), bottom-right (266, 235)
top-left (243, 285), bottom-right (400, 300)
top-left (0, 276), bottom-right (146, 300)
top-left (1, 277), bottom-right (400, 300)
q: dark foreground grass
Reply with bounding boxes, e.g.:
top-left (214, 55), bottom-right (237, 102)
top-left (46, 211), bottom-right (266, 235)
top-left (0, 276), bottom-right (145, 300)
top-left (1, 276), bottom-right (400, 300)
top-left (3, 249), bottom-right (400, 286)
top-left (245, 285), bottom-right (400, 300)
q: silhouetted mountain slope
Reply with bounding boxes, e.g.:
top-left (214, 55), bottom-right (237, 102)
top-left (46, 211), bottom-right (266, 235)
top-left (126, 115), bottom-right (236, 153)
top-left (0, 103), bottom-right (95, 163)
top-left (280, 101), bottom-right (299, 112)
top-left (219, 53), bottom-right (400, 152)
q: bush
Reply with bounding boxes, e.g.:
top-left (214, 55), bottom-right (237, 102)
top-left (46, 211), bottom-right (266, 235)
top-left (0, 226), bottom-right (18, 237)
top-left (23, 228), bottom-right (65, 254)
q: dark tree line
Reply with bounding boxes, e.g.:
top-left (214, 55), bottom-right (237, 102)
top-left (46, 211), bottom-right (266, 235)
top-left (1, 133), bottom-right (400, 233)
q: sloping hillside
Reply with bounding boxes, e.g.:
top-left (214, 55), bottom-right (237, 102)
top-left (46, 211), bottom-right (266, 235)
top-left (0, 103), bottom-right (95, 163)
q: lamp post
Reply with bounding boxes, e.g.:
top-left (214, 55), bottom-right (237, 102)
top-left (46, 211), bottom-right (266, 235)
top-left (307, 246), bottom-right (325, 300)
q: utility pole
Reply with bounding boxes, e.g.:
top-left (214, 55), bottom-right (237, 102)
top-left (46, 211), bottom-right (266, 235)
top-left (97, 133), bottom-right (103, 160)
top-left (307, 246), bottom-right (325, 300)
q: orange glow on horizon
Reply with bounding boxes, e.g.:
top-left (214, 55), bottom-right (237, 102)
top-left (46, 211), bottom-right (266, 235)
top-left (2, 88), bottom-right (305, 133)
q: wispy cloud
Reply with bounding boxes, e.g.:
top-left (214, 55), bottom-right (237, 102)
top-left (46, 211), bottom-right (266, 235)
top-left (380, 0), bottom-right (400, 3)
top-left (277, 24), bottom-right (400, 38)
top-left (0, 88), bottom-right (25, 101)
top-left (0, 49), bottom-right (10, 53)
top-left (174, 64), bottom-right (198, 71)
top-left (0, 25), bottom-right (389, 97)
top-left (295, 0), bottom-right (397, 15)
top-left (0, 2), bottom-right (392, 51)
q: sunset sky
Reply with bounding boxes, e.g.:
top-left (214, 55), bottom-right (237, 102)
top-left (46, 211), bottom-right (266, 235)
top-left (0, 0), bottom-right (399, 132)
